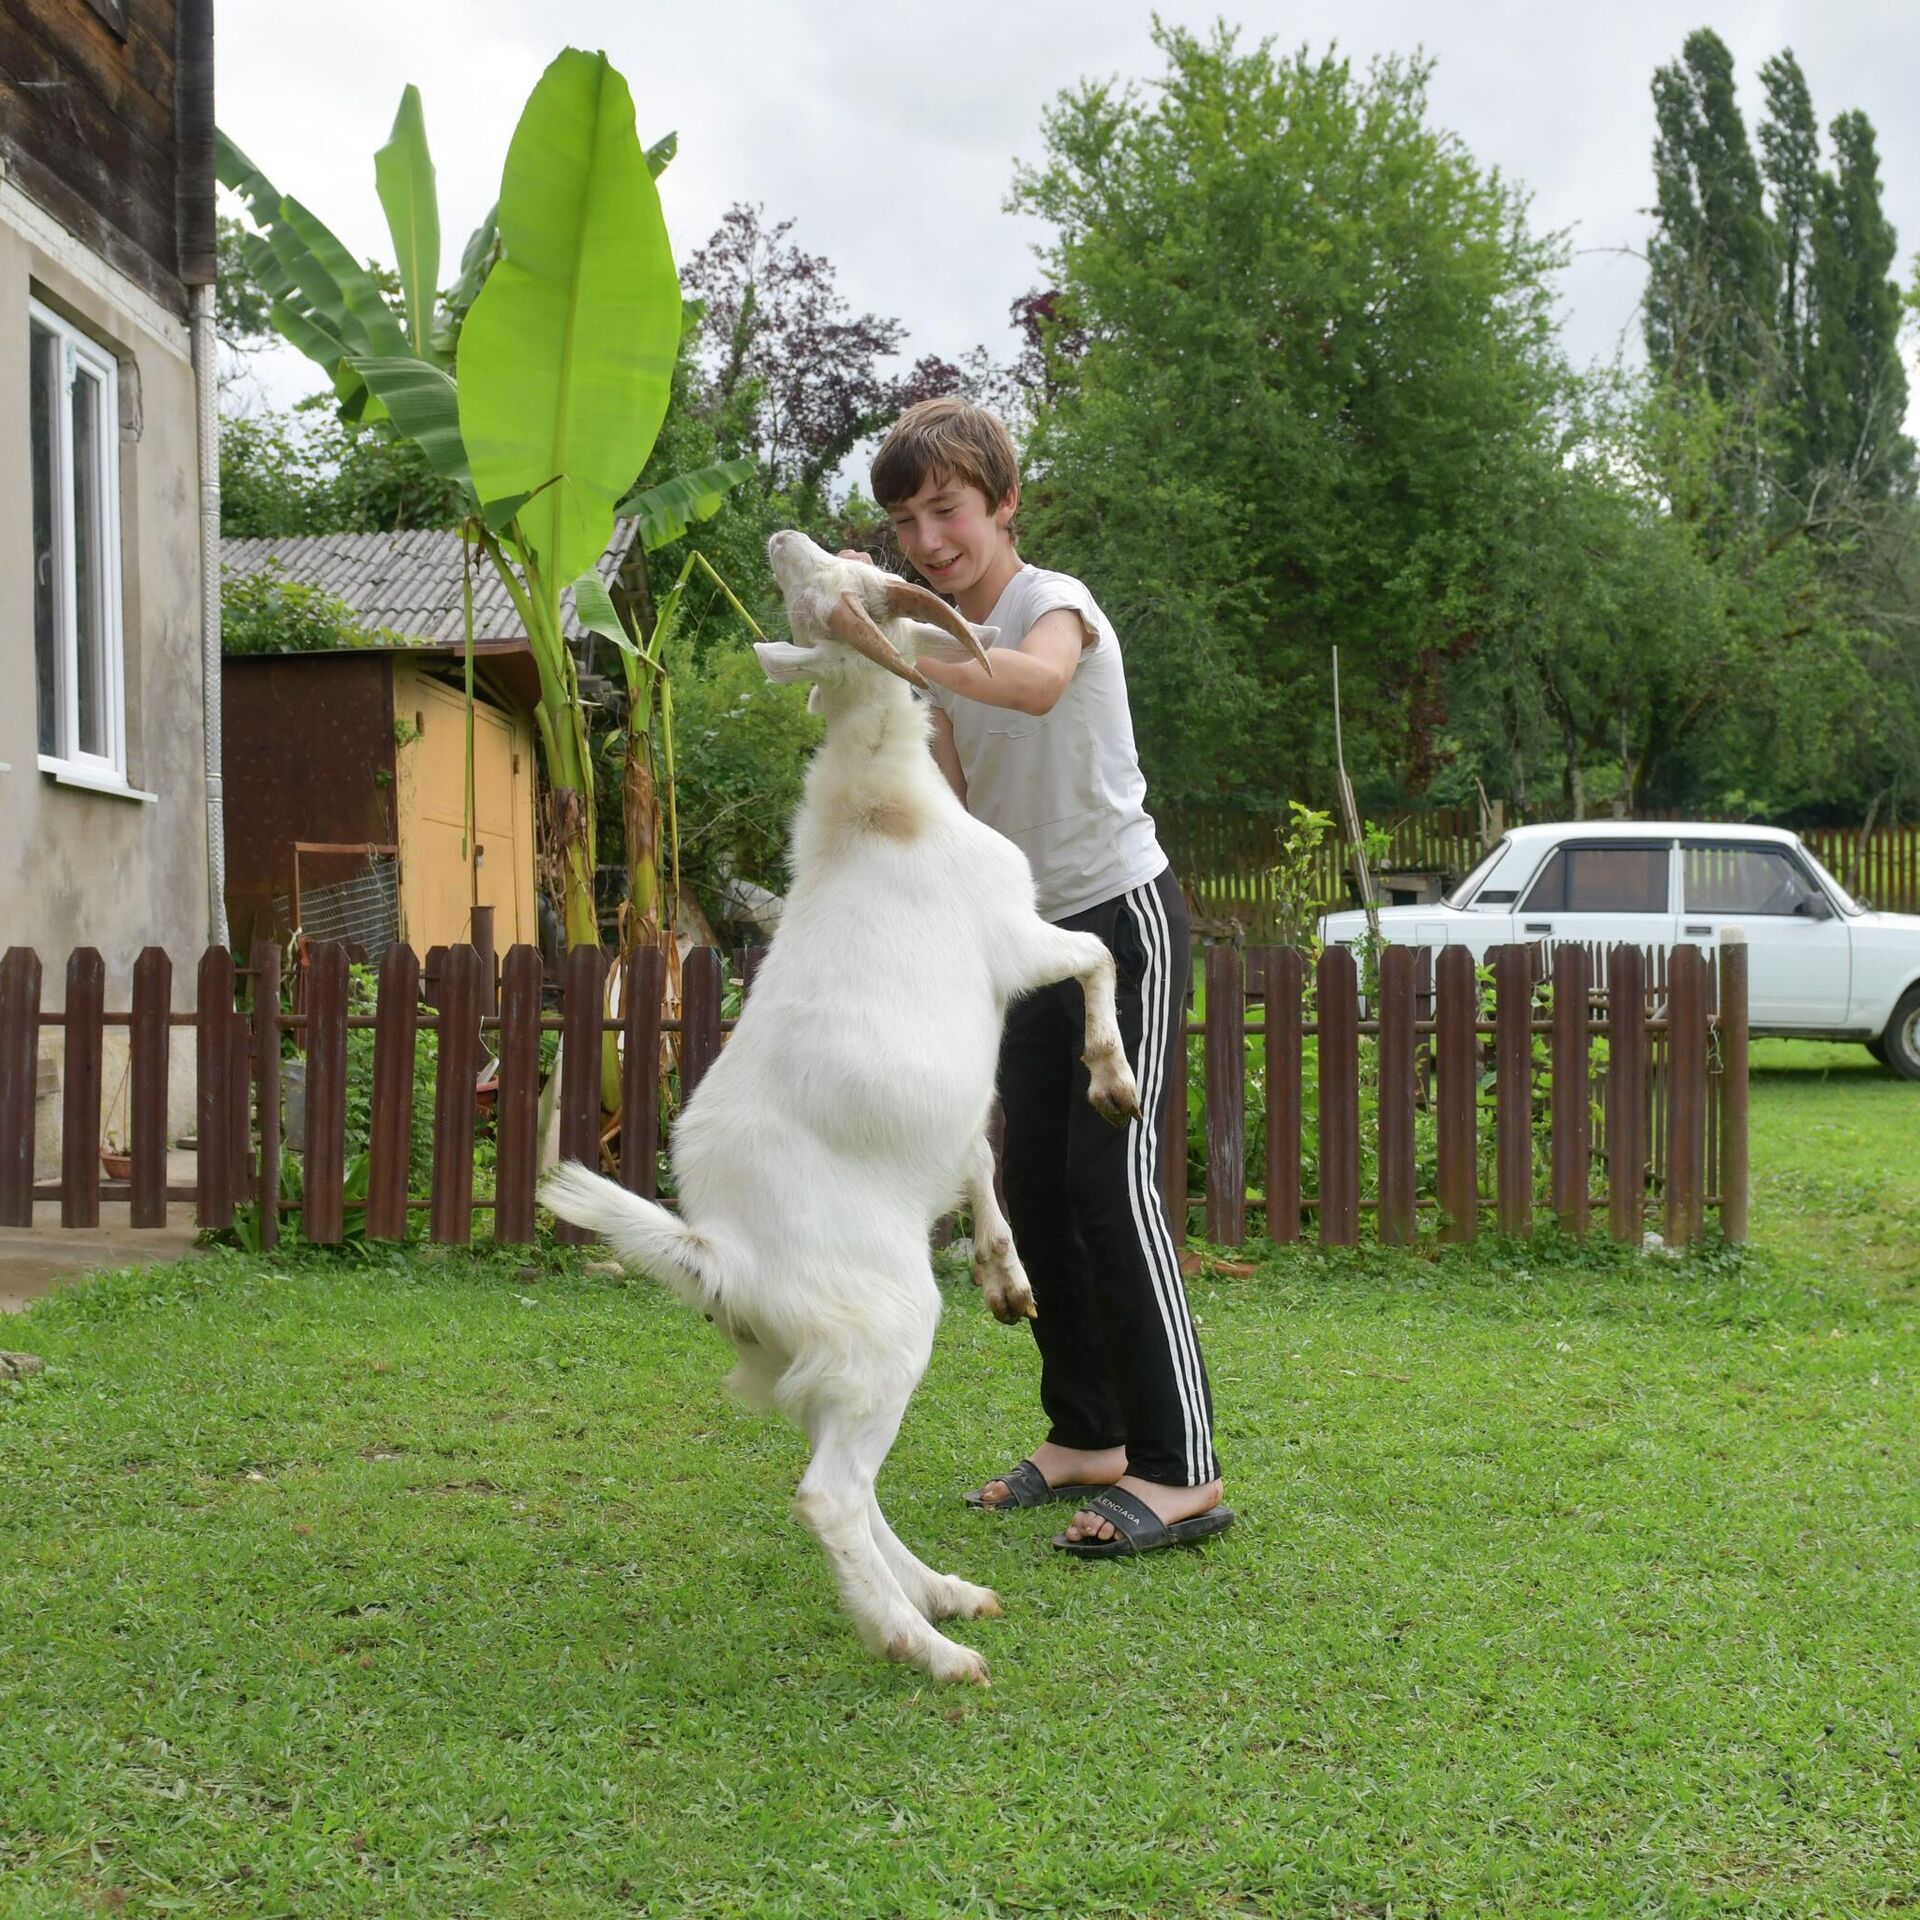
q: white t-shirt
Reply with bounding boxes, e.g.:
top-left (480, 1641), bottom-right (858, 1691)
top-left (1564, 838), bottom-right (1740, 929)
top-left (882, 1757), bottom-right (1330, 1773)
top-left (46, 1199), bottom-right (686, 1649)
top-left (925, 563), bottom-right (1166, 920)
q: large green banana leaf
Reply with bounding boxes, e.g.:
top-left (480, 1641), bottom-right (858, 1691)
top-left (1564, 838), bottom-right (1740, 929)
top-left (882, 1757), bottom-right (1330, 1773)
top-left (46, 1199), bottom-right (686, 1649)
top-left (456, 48), bottom-right (681, 591)
top-left (374, 85), bottom-right (441, 360)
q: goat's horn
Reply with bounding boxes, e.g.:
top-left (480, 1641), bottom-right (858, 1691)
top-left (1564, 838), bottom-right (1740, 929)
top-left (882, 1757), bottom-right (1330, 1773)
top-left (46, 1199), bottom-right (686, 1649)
top-left (881, 578), bottom-right (995, 673)
top-left (825, 591), bottom-right (930, 690)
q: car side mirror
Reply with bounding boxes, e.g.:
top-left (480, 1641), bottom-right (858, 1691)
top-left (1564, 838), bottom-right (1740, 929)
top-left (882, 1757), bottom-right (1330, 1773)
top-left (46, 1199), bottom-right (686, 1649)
top-left (1797, 895), bottom-right (1835, 922)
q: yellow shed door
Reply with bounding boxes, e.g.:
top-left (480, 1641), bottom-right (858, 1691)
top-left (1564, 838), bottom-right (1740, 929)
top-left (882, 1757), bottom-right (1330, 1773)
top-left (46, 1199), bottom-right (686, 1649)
top-left (395, 674), bottom-right (537, 952)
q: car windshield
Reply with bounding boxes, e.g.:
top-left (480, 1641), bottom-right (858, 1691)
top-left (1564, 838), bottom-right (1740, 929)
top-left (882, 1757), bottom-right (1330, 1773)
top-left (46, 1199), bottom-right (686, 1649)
top-left (1802, 845), bottom-right (1864, 915)
top-left (1446, 838), bottom-right (1508, 908)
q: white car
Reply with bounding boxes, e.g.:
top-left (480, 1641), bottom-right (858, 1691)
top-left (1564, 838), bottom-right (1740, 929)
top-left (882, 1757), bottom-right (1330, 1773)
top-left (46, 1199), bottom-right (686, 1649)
top-left (1320, 822), bottom-right (1920, 1078)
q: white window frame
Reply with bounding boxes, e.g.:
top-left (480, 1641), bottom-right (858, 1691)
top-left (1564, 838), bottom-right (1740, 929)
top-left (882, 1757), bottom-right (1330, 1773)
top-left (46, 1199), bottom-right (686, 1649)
top-left (30, 297), bottom-right (130, 790)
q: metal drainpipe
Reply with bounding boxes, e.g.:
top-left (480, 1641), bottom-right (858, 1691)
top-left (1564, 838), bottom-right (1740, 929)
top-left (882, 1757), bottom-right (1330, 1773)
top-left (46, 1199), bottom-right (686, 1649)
top-left (191, 279), bottom-right (230, 949)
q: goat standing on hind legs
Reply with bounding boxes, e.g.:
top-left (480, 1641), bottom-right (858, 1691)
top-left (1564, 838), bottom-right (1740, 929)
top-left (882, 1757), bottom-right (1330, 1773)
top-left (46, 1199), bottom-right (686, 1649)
top-left (540, 531), bottom-right (1139, 1685)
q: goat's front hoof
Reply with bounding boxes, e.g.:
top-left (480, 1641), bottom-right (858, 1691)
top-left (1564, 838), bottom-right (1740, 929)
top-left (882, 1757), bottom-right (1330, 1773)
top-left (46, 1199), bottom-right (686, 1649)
top-left (975, 1239), bottom-right (1036, 1324)
top-left (1086, 1064), bottom-right (1143, 1128)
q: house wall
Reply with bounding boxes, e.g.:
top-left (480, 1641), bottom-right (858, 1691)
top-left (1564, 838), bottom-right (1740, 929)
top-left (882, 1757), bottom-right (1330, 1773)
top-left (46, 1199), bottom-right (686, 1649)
top-left (0, 180), bottom-right (209, 1173)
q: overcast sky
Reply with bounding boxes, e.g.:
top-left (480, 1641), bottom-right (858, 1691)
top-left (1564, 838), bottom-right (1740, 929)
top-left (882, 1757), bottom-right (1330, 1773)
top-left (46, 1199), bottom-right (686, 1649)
top-left (217, 1), bottom-right (1920, 448)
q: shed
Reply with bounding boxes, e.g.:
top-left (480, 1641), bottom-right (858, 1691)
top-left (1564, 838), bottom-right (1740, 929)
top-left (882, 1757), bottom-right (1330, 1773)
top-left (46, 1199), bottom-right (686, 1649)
top-left (220, 522), bottom-right (637, 956)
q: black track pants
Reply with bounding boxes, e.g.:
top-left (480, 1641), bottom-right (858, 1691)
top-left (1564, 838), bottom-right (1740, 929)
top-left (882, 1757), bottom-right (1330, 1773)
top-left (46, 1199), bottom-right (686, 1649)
top-left (996, 864), bottom-right (1221, 1489)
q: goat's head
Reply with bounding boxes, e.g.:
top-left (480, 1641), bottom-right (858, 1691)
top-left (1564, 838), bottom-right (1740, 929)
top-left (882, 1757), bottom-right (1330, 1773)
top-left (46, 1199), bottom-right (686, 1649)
top-left (756, 531), bottom-right (995, 705)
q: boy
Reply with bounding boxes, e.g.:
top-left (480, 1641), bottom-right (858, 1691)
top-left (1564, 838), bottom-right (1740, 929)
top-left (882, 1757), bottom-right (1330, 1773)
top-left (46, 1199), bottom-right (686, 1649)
top-left (863, 397), bottom-right (1230, 1557)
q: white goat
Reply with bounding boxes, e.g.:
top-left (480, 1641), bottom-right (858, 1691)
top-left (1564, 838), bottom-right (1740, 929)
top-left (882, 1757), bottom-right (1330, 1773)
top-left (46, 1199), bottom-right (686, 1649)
top-left (540, 531), bottom-right (1140, 1684)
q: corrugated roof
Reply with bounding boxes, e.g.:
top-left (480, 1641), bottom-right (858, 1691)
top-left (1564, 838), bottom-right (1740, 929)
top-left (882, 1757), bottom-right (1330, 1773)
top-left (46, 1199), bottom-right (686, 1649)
top-left (221, 519), bottom-right (640, 646)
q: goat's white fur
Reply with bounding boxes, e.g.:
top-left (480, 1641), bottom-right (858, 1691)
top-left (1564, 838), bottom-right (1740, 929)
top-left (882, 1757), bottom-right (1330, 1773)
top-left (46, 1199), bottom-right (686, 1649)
top-left (541, 532), bottom-right (1139, 1684)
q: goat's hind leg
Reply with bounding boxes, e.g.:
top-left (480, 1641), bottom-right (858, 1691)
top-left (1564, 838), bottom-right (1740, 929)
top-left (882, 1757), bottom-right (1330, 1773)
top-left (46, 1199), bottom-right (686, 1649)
top-left (866, 1494), bottom-right (1001, 1624)
top-left (1002, 921), bottom-right (1142, 1126)
top-left (795, 1400), bottom-right (990, 1685)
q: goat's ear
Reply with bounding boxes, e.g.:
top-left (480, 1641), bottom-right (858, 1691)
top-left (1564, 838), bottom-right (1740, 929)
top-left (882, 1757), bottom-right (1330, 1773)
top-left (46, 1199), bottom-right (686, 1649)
top-left (897, 619), bottom-right (1000, 664)
top-left (753, 641), bottom-right (819, 684)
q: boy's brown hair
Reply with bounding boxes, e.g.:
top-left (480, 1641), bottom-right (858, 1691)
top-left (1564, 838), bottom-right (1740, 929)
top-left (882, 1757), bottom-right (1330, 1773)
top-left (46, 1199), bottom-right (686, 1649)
top-left (870, 396), bottom-right (1019, 513)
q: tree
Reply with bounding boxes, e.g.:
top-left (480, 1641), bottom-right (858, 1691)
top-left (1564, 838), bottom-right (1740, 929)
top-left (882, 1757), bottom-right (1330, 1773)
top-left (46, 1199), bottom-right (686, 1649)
top-left (1758, 51), bottom-right (1818, 398)
top-left (1008, 23), bottom-right (1568, 809)
top-left (1644, 29), bottom-right (1778, 405)
top-left (1800, 110), bottom-right (1914, 507)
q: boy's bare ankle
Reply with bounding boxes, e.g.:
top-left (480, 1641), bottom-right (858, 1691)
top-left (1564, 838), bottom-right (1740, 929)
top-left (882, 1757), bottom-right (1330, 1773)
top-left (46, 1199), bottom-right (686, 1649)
top-left (1029, 1440), bottom-right (1127, 1482)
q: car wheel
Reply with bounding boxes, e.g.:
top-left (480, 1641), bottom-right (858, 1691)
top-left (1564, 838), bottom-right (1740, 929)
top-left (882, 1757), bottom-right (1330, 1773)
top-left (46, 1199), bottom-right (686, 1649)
top-left (1881, 988), bottom-right (1920, 1081)
top-left (1865, 1035), bottom-right (1889, 1066)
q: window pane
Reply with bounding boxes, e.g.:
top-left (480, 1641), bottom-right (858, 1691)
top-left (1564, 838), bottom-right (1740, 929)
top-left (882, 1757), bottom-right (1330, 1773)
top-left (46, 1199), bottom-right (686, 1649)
top-left (1684, 847), bottom-right (1818, 915)
top-left (70, 364), bottom-right (108, 759)
top-left (30, 324), bottom-right (58, 755)
top-left (1526, 846), bottom-right (1667, 914)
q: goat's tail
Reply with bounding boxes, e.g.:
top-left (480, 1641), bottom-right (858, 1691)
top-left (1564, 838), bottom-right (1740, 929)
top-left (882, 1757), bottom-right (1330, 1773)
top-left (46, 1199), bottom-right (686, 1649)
top-left (537, 1162), bottom-right (723, 1314)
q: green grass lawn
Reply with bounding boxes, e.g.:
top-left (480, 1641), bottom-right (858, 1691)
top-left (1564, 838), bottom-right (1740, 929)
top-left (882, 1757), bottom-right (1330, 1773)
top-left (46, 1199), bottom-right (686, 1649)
top-left (2, 1048), bottom-right (1916, 1916)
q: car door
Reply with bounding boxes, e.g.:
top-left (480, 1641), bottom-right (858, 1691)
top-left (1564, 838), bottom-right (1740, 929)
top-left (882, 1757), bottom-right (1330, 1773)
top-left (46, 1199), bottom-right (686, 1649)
top-left (1512, 839), bottom-right (1675, 975)
top-left (1677, 841), bottom-right (1852, 1029)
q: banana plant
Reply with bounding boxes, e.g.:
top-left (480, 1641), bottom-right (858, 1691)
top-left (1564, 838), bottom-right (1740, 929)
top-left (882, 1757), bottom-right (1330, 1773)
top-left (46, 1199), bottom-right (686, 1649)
top-left (215, 56), bottom-right (751, 966)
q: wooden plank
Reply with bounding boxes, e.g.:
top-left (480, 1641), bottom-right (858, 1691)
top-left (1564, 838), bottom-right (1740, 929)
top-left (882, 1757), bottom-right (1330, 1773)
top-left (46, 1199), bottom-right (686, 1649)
top-left (250, 943), bottom-right (281, 1250)
top-left (0, 949), bottom-right (44, 1228)
top-left (1550, 944), bottom-right (1590, 1236)
top-left (1376, 943), bottom-right (1416, 1245)
top-left (1606, 945), bottom-right (1647, 1246)
top-left (429, 945), bottom-right (482, 1244)
top-left (680, 947), bottom-right (723, 1101)
top-left (194, 947), bottom-right (234, 1230)
top-left (1718, 935), bottom-right (1750, 1244)
top-left (1161, 962), bottom-right (1190, 1238)
top-left (60, 948), bottom-right (105, 1229)
top-left (1316, 945), bottom-right (1359, 1247)
top-left (1203, 943), bottom-right (1246, 1246)
top-left (1263, 947), bottom-right (1304, 1245)
top-left (493, 944), bottom-right (542, 1244)
top-left (1494, 944), bottom-right (1533, 1238)
top-left (1435, 945), bottom-right (1477, 1243)
top-left (302, 943), bottom-right (349, 1244)
top-left (1665, 944), bottom-right (1707, 1248)
top-left (553, 944), bottom-right (606, 1246)
top-left (620, 947), bottom-right (665, 1197)
top-left (129, 947), bottom-right (171, 1227)
top-left (365, 944), bottom-right (419, 1242)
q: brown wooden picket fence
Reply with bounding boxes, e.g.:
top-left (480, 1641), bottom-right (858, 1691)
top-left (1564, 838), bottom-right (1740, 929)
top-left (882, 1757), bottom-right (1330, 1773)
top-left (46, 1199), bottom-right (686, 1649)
top-left (0, 934), bottom-right (1748, 1252)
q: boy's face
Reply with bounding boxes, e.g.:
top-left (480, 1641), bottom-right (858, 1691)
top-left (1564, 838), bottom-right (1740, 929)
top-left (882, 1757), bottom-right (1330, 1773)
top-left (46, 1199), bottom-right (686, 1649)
top-left (885, 471), bottom-right (1015, 599)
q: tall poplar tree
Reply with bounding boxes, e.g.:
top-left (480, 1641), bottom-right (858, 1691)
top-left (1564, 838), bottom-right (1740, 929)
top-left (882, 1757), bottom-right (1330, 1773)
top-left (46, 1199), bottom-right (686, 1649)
top-left (1801, 111), bottom-right (1914, 504)
top-left (1757, 50), bottom-right (1818, 395)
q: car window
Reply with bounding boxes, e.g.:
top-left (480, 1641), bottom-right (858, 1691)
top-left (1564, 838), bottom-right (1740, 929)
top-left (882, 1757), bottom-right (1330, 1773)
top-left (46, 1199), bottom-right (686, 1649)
top-left (1522, 845), bottom-right (1669, 914)
top-left (1683, 845), bottom-right (1824, 916)
top-left (1445, 839), bottom-right (1508, 908)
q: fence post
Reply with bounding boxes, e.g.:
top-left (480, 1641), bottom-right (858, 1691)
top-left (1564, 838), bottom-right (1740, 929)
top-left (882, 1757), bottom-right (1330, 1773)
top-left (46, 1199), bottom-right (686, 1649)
top-left (1203, 943), bottom-right (1246, 1246)
top-left (130, 948), bottom-right (173, 1229)
top-left (1665, 944), bottom-right (1707, 1248)
top-left (1264, 947), bottom-right (1303, 1246)
top-left (1494, 944), bottom-right (1533, 1238)
top-left (1606, 944), bottom-right (1647, 1246)
top-left (60, 948), bottom-right (105, 1229)
top-left (0, 950), bottom-right (42, 1228)
top-left (553, 943), bottom-right (606, 1246)
top-left (1435, 946), bottom-right (1477, 1242)
top-left (620, 946), bottom-right (666, 1197)
top-left (680, 947), bottom-right (723, 1100)
top-left (493, 944), bottom-right (544, 1244)
top-left (249, 943), bottom-right (280, 1248)
top-left (300, 943), bottom-right (349, 1244)
top-left (1550, 944), bottom-right (1590, 1236)
top-left (1718, 933), bottom-right (1750, 1244)
top-left (1161, 963), bottom-right (1190, 1242)
top-left (1377, 944), bottom-right (1416, 1245)
top-left (365, 944), bottom-right (420, 1242)
top-left (1316, 944), bottom-right (1359, 1247)
top-left (429, 944), bottom-right (483, 1244)
top-left (195, 947), bottom-right (235, 1231)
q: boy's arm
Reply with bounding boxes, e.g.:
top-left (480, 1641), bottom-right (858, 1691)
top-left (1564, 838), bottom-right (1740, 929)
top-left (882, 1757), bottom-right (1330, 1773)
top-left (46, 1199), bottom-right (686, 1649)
top-left (917, 610), bottom-right (1088, 717)
top-left (928, 706), bottom-right (967, 802)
